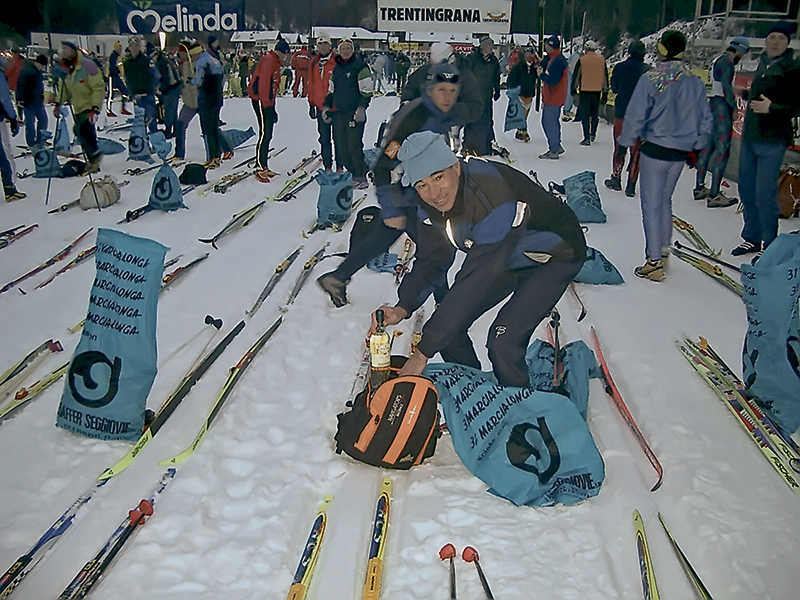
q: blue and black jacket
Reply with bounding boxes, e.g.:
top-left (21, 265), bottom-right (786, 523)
top-left (397, 159), bottom-right (586, 359)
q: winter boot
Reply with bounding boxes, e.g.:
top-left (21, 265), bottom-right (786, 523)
top-left (4, 188), bottom-right (26, 202)
top-left (317, 272), bottom-right (349, 308)
top-left (692, 185), bottom-right (710, 201)
top-left (731, 240), bottom-right (761, 256)
top-left (604, 174), bottom-right (622, 191)
top-left (706, 192), bottom-right (737, 208)
top-left (634, 258), bottom-right (666, 282)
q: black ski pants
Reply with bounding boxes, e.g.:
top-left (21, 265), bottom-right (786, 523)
top-left (440, 257), bottom-right (584, 388)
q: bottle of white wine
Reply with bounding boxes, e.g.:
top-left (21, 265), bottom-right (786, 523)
top-left (369, 309), bottom-right (392, 391)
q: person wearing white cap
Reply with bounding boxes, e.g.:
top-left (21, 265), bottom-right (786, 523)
top-left (693, 36), bottom-right (750, 208)
top-left (324, 37), bottom-right (373, 188)
top-left (368, 131), bottom-right (586, 387)
top-left (307, 32), bottom-right (337, 171)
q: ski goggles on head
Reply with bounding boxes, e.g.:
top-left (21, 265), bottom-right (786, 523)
top-left (428, 71), bottom-right (460, 84)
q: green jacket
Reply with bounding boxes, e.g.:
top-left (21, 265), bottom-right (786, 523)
top-left (58, 53), bottom-right (105, 114)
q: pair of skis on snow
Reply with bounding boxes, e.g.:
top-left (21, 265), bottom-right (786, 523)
top-left (0, 339), bottom-right (66, 423)
top-left (0, 314), bottom-right (283, 598)
top-left (633, 510), bottom-right (713, 600)
top-left (678, 336), bottom-right (800, 496)
top-left (287, 478), bottom-right (392, 600)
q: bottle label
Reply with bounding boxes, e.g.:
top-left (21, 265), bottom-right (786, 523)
top-left (370, 333), bottom-right (391, 369)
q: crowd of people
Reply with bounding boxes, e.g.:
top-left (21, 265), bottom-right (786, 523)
top-left (1, 24), bottom-right (798, 304)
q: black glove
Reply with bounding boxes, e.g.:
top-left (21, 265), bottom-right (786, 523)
top-left (309, 105), bottom-right (317, 120)
top-left (600, 91), bottom-right (608, 104)
top-left (9, 119), bottom-right (19, 136)
top-left (493, 89), bottom-right (501, 102)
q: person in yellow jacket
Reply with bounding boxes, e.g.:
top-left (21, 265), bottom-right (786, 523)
top-left (571, 40), bottom-right (609, 146)
top-left (55, 38), bottom-right (105, 172)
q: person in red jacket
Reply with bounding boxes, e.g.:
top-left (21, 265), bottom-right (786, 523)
top-left (307, 32), bottom-right (338, 171)
top-left (248, 39), bottom-right (290, 182)
top-left (4, 48), bottom-right (24, 93)
top-left (291, 46), bottom-right (311, 98)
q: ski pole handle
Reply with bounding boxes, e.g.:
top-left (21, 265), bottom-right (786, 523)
top-left (462, 546), bottom-right (494, 599)
top-left (439, 544), bottom-right (456, 600)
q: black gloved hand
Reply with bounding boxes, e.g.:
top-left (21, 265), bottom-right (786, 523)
top-left (309, 105), bottom-right (317, 120)
top-left (9, 119), bottom-right (19, 136)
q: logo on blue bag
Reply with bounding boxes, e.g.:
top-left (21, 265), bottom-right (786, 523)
top-left (506, 418), bottom-right (561, 483)
top-left (68, 350), bottom-right (123, 408)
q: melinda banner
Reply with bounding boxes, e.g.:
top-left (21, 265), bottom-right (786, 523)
top-left (116, 0), bottom-right (244, 34)
top-left (378, 0), bottom-right (513, 34)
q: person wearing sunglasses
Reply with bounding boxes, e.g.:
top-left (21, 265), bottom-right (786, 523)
top-left (317, 62), bottom-right (467, 308)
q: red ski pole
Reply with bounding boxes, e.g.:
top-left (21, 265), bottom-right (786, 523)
top-left (439, 543), bottom-right (457, 599)
top-left (462, 546), bottom-right (494, 599)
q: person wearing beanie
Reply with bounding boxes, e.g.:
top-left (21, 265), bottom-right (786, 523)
top-left (248, 38), bottom-right (291, 182)
top-left (571, 40), bottom-right (609, 146)
top-left (366, 131), bottom-right (586, 388)
top-left (56, 39), bottom-right (105, 173)
top-left (16, 55), bottom-right (49, 149)
top-left (537, 35), bottom-right (569, 159)
top-left (191, 34), bottom-right (226, 168)
top-left (604, 39), bottom-right (649, 196)
top-left (732, 21), bottom-right (800, 257)
top-left (462, 35), bottom-right (502, 157)
top-left (506, 45), bottom-right (539, 142)
top-left (123, 36), bottom-right (159, 134)
top-left (317, 62), bottom-right (467, 307)
top-left (693, 36), bottom-right (750, 208)
top-left (107, 39), bottom-right (131, 116)
top-left (618, 30), bottom-right (712, 281)
top-left (308, 32), bottom-right (337, 171)
top-left (324, 37), bottom-right (373, 188)
top-left (401, 42), bottom-right (483, 126)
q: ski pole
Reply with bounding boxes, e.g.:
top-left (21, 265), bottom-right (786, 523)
top-left (462, 546), bottom-right (494, 600)
top-left (439, 543), bottom-right (456, 600)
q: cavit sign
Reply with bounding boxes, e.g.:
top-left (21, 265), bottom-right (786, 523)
top-left (377, 0), bottom-right (513, 34)
top-left (116, 0), bottom-right (244, 34)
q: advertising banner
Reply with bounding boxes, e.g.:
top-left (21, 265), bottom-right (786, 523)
top-left (116, 0), bottom-right (244, 35)
top-left (378, 0), bottom-right (513, 34)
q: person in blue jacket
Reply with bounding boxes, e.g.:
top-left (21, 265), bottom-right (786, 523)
top-left (192, 35), bottom-right (225, 169)
top-left (618, 30), bottom-right (711, 282)
top-left (370, 131), bottom-right (586, 388)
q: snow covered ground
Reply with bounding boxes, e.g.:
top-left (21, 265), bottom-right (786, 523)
top-left (0, 91), bottom-right (798, 600)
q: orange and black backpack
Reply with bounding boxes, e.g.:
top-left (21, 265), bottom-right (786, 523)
top-left (335, 358), bottom-right (440, 470)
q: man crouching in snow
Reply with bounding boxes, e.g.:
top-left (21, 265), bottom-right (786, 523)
top-left (369, 131), bottom-right (586, 388)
